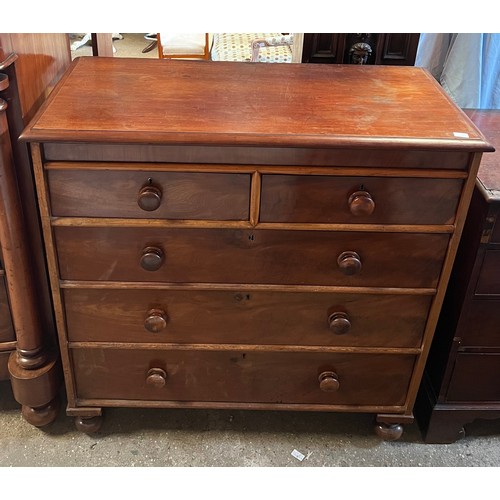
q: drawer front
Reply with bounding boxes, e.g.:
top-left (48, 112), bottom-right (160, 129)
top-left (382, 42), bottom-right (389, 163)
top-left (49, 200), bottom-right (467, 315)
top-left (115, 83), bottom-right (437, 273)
top-left (0, 277), bottom-right (15, 343)
top-left (55, 227), bottom-right (449, 288)
top-left (47, 169), bottom-right (251, 220)
top-left (63, 289), bottom-right (431, 348)
top-left (458, 299), bottom-right (500, 348)
top-left (260, 175), bottom-right (462, 225)
top-left (447, 353), bottom-right (500, 402)
top-left (71, 348), bottom-right (415, 406)
top-left (475, 250), bottom-right (500, 295)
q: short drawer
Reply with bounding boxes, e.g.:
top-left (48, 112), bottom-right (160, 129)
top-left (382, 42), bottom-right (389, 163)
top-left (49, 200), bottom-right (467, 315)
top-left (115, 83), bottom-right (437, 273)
top-left (71, 348), bottom-right (415, 406)
top-left (0, 277), bottom-right (15, 343)
top-left (63, 288), bottom-right (432, 348)
top-left (260, 175), bottom-right (462, 225)
top-left (54, 227), bottom-right (449, 288)
top-left (46, 168), bottom-right (251, 220)
top-left (458, 299), bottom-right (500, 348)
top-left (475, 250), bottom-right (500, 295)
top-left (447, 353), bottom-right (500, 402)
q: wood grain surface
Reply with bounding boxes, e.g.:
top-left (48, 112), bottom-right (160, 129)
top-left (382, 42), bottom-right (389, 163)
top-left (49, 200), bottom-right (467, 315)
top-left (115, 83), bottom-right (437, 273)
top-left (62, 288), bottom-right (432, 347)
top-left (260, 174), bottom-right (463, 225)
top-left (22, 57), bottom-right (492, 151)
top-left (71, 347), bottom-right (415, 406)
top-left (53, 226), bottom-right (450, 288)
top-left (47, 169), bottom-right (251, 220)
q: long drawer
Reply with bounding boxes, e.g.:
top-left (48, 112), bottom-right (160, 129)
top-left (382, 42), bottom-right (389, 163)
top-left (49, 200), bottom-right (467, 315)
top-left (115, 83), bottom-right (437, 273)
top-left (260, 174), bottom-right (462, 225)
top-left (63, 288), bottom-right (432, 347)
top-left (71, 348), bottom-right (415, 406)
top-left (54, 227), bottom-right (449, 288)
top-left (47, 168), bottom-right (251, 220)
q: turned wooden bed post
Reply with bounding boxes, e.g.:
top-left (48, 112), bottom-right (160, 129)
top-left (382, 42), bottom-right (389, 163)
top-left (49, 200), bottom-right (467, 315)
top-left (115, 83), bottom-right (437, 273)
top-left (0, 59), bottom-right (60, 426)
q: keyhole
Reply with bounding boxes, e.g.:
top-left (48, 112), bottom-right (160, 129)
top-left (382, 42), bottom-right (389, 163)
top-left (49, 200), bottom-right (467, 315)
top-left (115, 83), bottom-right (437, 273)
top-left (248, 234), bottom-right (254, 241)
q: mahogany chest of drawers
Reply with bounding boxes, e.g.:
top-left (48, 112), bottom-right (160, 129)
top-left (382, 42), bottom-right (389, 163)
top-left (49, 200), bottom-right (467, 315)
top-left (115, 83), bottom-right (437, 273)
top-left (417, 109), bottom-right (500, 443)
top-left (22, 57), bottom-right (492, 438)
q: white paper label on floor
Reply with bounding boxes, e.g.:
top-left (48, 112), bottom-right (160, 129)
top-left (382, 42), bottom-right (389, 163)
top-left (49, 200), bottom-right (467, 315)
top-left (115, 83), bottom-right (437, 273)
top-left (453, 132), bottom-right (470, 138)
top-left (291, 449), bottom-right (305, 461)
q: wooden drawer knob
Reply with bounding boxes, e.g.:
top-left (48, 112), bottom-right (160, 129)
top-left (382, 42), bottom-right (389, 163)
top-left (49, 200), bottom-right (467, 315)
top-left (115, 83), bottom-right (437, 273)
top-left (140, 246), bottom-right (164, 271)
top-left (348, 190), bottom-right (375, 216)
top-left (328, 312), bottom-right (351, 335)
top-left (337, 251), bottom-right (362, 275)
top-left (146, 368), bottom-right (167, 388)
top-left (318, 371), bottom-right (340, 392)
top-left (138, 184), bottom-right (162, 212)
top-left (144, 309), bottom-right (168, 333)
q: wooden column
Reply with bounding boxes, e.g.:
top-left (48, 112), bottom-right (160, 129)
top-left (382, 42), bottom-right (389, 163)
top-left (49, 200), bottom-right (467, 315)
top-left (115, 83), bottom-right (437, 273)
top-left (0, 65), bottom-right (59, 426)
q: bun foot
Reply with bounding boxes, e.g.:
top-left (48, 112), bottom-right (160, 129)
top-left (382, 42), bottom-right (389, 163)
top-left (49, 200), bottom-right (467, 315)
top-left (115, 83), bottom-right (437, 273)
top-left (21, 397), bottom-right (60, 427)
top-left (374, 422), bottom-right (404, 441)
top-left (75, 415), bottom-right (103, 433)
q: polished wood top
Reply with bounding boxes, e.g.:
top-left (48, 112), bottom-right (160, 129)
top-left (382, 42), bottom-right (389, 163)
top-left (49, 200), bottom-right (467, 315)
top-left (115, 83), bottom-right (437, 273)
top-left (465, 109), bottom-right (500, 200)
top-left (22, 56), bottom-right (492, 151)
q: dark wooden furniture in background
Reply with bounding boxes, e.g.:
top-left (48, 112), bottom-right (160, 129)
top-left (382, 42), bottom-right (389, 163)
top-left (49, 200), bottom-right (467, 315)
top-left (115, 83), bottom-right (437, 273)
top-left (0, 34), bottom-right (70, 425)
top-left (302, 34), bottom-right (420, 65)
top-left (416, 109), bottom-right (500, 443)
top-left (22, 57), bottom-right (492, 437)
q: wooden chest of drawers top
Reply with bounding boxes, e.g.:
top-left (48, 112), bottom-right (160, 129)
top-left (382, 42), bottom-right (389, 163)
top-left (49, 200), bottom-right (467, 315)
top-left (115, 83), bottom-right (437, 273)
top-left (22, 57), bottom-right (492, 154)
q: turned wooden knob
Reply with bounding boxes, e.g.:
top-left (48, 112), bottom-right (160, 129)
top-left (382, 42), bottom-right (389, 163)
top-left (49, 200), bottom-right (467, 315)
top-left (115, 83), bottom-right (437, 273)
top-left (146, 368), bottom-right (167, 388)
top-left (337, 251), bottom-right (362, 275)
top-left (318, 371), bottom-right (340, 392)
top-left (348, 190), bottom-right (375, 216)
top-left (328, 312), bottom-right (351, 335)
top-left (140, 246), bottom-right (164, 271)
top-left (144, 309), bottom-right (168, 333)
top-left (138, 184), bottom-right (162, 211)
